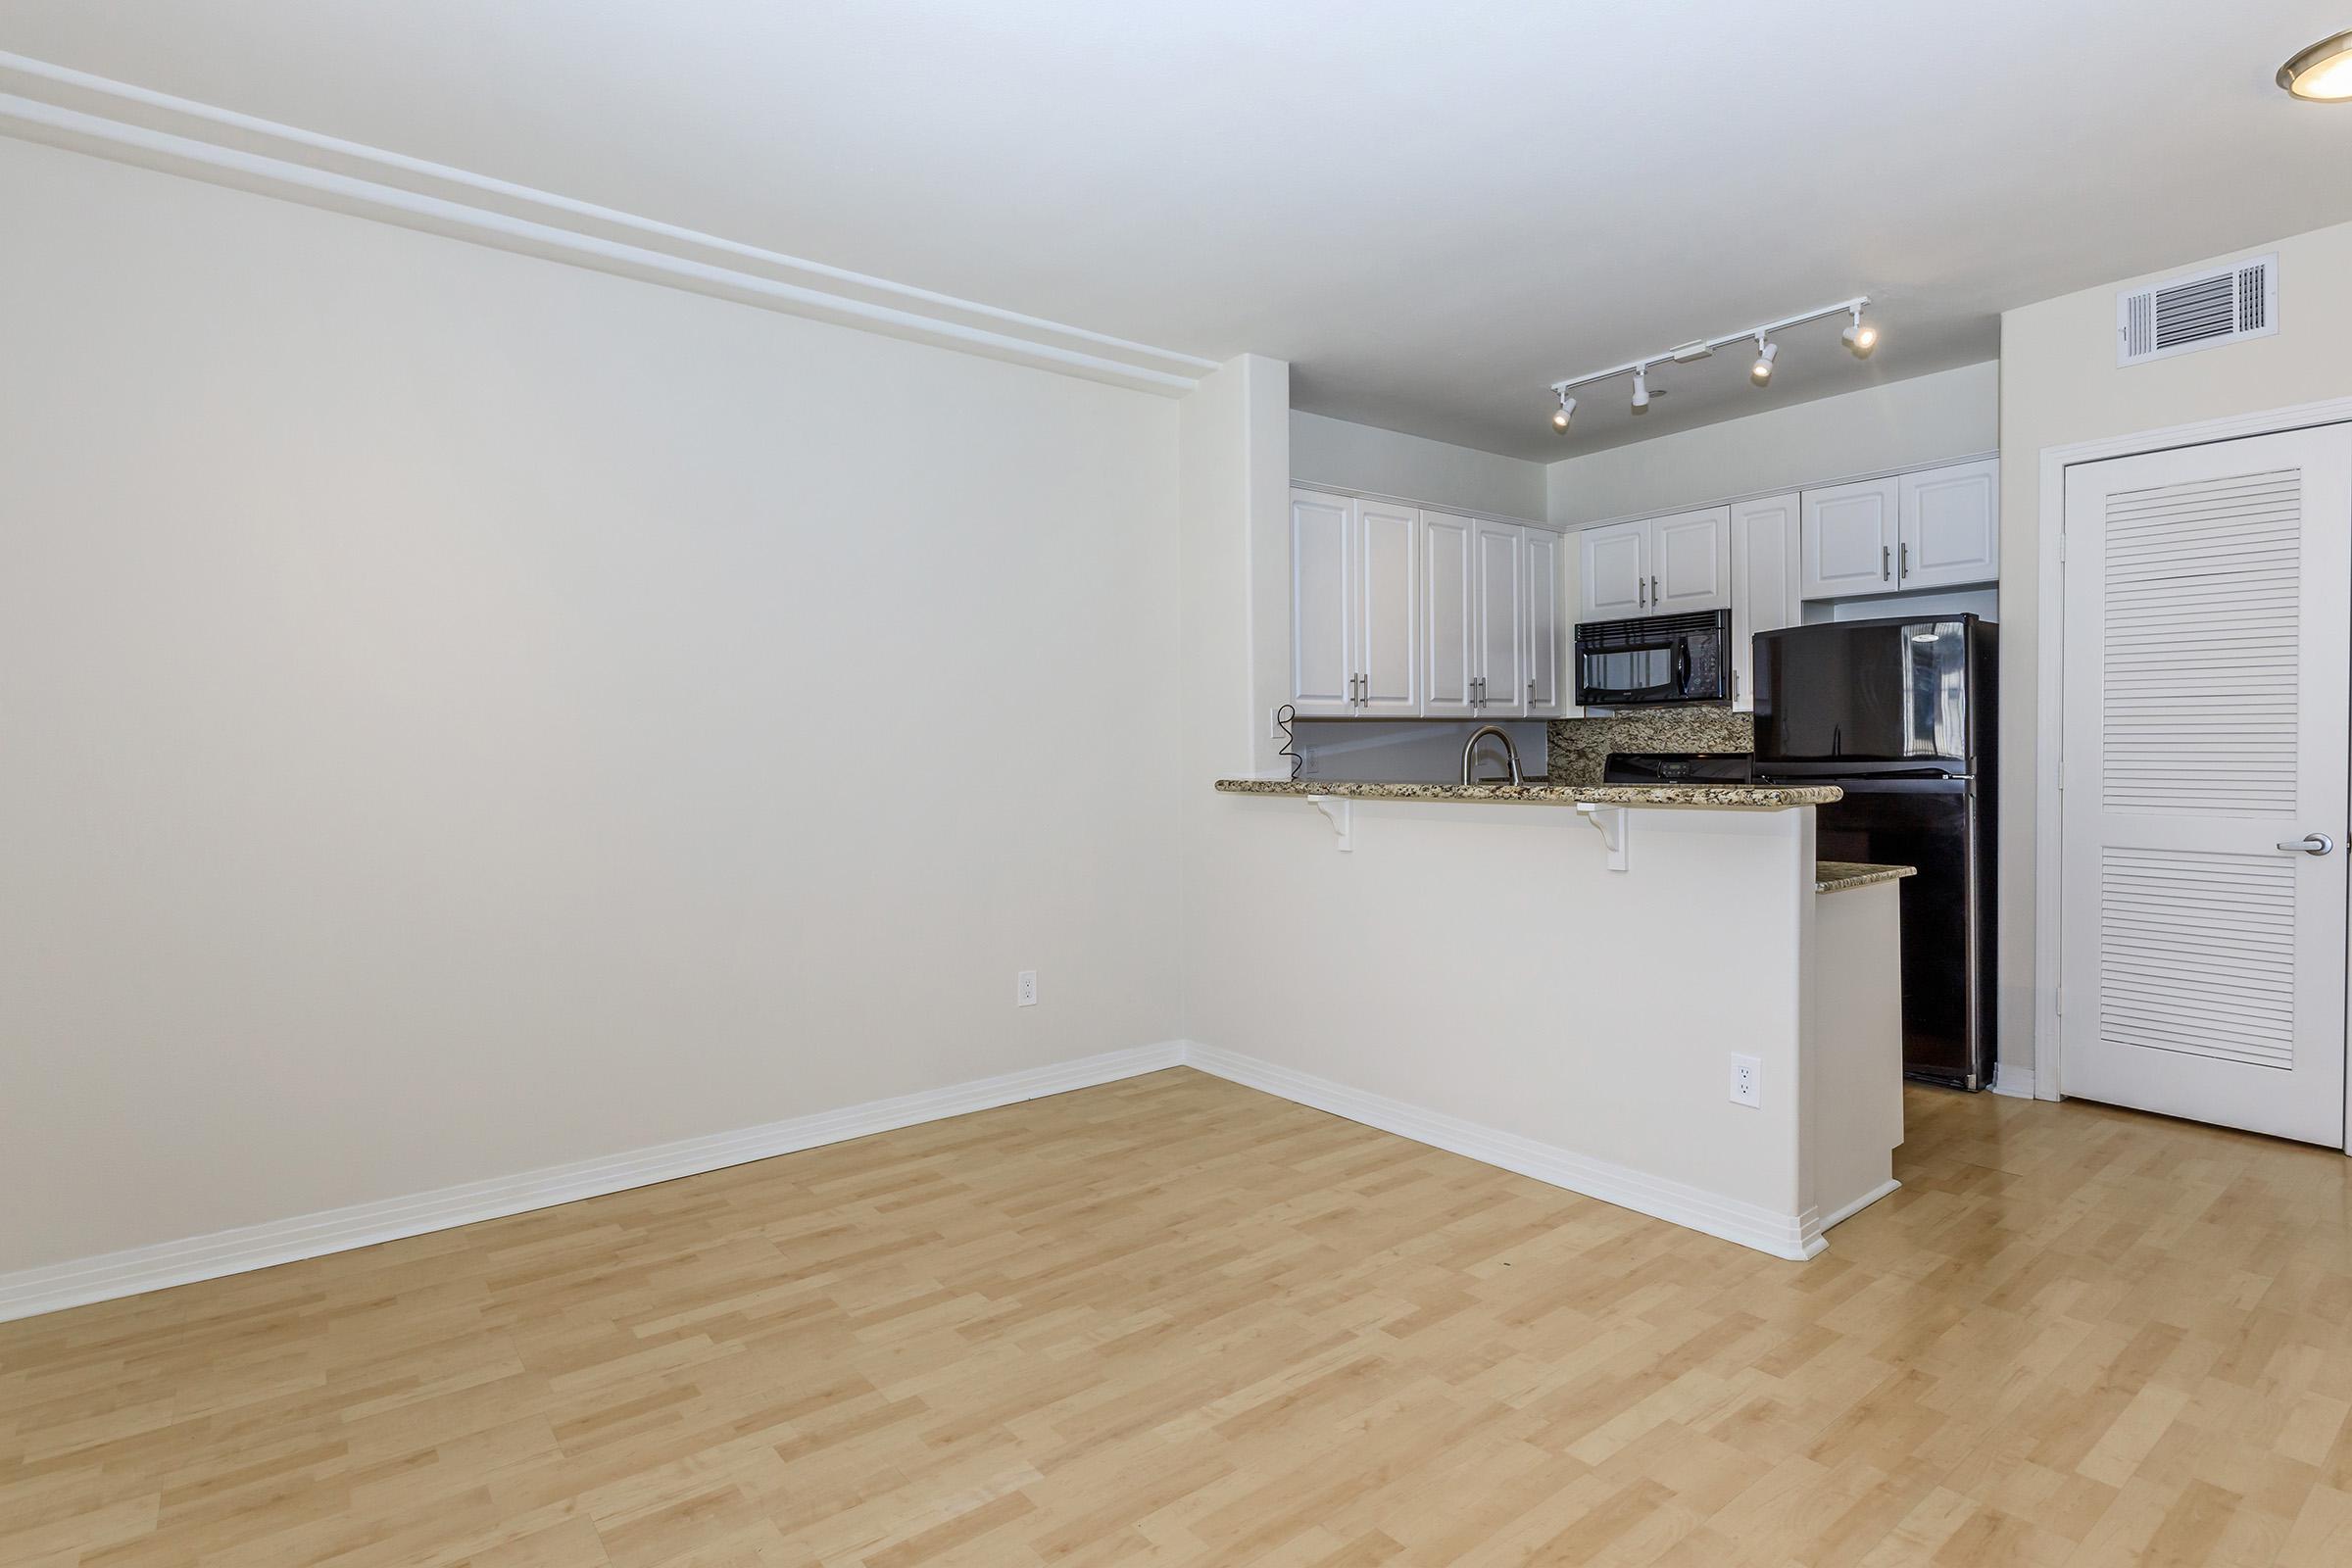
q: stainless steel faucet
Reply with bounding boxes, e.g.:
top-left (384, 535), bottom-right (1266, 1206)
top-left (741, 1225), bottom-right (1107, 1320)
top-left (1459, 725), bottom-right (1525, 785)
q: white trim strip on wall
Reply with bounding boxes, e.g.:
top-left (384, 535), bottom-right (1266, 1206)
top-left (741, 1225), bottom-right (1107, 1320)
top-left (0, 51), bottom-right (1214, 397)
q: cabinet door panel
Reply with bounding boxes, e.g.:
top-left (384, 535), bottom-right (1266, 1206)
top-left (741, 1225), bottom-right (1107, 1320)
top-left (1651, 506), bottom-right (1733, 612)
top-left (1421, 511), bottom-right (1477, 717)
top-left (1355, 500), bottom-right (1420, 715)
top-left (1899, 459), bottom-right (2000, 588)
top-left (1578, 520), bottom-right (1647, 619)
top-left (1290, 490), bottom-right (1354, 715)
top-left (1524, 528), bottom-right (1565, 716)
top-left (1729, 493), bottom-right (1800, 711)
top-left (1801, 477), bottom-right (1900, 599)
top-left (1474, 519), bottom-right (1525, 716)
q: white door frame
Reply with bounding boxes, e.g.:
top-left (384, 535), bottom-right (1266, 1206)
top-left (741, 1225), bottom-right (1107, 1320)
top-left (2034, 392), bottom-right (2352, 1151)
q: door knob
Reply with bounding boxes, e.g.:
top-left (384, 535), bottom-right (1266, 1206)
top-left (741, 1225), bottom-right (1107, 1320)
top-left (2277, 833), bottom-right (2336, 856)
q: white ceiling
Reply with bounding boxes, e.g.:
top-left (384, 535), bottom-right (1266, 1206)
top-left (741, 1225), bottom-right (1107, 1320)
top-left (5, 1), bottom-right (2349, 460)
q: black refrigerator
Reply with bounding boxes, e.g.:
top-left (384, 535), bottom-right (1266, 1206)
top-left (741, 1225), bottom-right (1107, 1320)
top-left (1751, 615), bottom-right (1998, 1090)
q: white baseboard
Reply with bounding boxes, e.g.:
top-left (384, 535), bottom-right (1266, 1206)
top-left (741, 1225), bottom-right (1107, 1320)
top-left (0, 1040), bottom-right (1187, 1325)
top-left (1990, 1065), bottom-right (2037, 1101)
top-left (1182, 1043), bottom-right (1822, 1261)
top-left (1816, 1178), bottom-right (1901, 1234)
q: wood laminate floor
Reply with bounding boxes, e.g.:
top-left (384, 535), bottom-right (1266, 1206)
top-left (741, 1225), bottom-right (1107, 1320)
top-left (5, 1069), bottom-right (2351, 1566)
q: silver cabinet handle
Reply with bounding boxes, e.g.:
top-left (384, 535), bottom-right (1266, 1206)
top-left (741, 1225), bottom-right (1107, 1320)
top-left (1638, 577), bottom-right (1646, 608)
top-left (1882, 545), bottom-right (1890, 580)
top-left (2278, 833), bottom-right (2335, 856)
top-left (1900, 542), bottom-right (1911, 578)
top-left (1528, 677), bottom-right (1536, 702)
top-left (1652, 574), bottom-right (1660, 606)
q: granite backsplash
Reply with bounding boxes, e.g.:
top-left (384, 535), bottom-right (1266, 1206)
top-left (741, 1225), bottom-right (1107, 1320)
top-left (1546, 709), bottom-right (1754, 784)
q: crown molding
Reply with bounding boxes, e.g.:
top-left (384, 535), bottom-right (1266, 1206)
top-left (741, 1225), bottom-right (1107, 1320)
top-left (0, 51), bottom-right (1216, 396)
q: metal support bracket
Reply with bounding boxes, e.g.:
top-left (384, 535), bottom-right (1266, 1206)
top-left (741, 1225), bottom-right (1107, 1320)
top-left (1576, 803), bottom-right (1628, 871)
top-left (1305, 794), bottom-right (1352, 852)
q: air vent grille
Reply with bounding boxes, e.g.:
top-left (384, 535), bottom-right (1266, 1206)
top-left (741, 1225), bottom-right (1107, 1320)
top-left (2117, 254), bottom-right (2278, 366)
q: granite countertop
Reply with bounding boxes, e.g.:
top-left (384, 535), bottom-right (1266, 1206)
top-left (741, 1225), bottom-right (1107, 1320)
top-left (1815, 861), bottom-right (1917, 894)
top-left (1214, 777), bottom-right (1843, 809)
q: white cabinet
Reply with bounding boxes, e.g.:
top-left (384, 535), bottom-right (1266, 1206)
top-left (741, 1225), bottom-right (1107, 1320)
top-left (1355, 498), bottom-right (1421, 716)
top-left (1420, 511), bottom-right (1477, 718)
top-left (1800, 461), bottom-right (2001, 600)
top-left (1290, 489), bottom-right (1355, 716)
top-left (1801, 476), bottom-right (1900, 600)
top-left (1473, 518), bottom-right (1525, 715)
top-left (1729, 493), bottom-right (1801, 711)
top-left (1897, 459), bottom-right (2000, 588)
top-left (1650, 506), bottom-right (1733, 612)
top-left (1295, 489), bottom-right (1566, 720)
top-left (1523, 529), bottom-right (1566, 717)
top-left (1578, 519), bottom-right (1647, 619)
top-left (1579, 508), bottom-right (1730, 618)
top-left (1289, 488), bottom-right (1418, 716)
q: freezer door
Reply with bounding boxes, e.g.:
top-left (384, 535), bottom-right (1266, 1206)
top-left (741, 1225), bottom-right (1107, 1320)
top-left (1812, 779), bottom-right (1988, 1088)
top-left (1754, 617), bottom-right (1976, 765)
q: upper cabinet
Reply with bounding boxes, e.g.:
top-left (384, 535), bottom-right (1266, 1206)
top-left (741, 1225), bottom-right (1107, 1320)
top-left (1800, 477), bottom-right (1900, 600)
top-left (1523, 529), bottom-right (1565, 717)
top-left (1800, 460), bottom-right (1999, 601)
top-left (1728, 493), bottom-right (1800, 711)
top-left (1896, 459), bottom-right (2000, 589)
top-left (1296, 488), bottom-right (1567, 719)
top-left (1354, 498), bottom-right (1422, 716)
top-left (1290, 489), bottom-right (1418, 717)
top-left (1650, 507), bottom-right (1733, 612)
top-left (1421, 511), bottom-right (1478, 718)
top-left (1290, 489), bottom-right (1356, 715)
top-left (1579, 507), bottom-right (1730, 619)
top-left (1578, 519), bottom-right (1647, 619)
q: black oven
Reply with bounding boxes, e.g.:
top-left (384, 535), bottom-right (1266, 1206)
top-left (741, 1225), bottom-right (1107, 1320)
top-left (1574, 609), bottom-right (1733, 707)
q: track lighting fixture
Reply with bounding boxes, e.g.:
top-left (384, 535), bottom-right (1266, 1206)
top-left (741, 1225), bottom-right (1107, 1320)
top-left (1543, 295), bottom-right (1876, 436)
top-left (1841, 304), bottom-right (1879, 358)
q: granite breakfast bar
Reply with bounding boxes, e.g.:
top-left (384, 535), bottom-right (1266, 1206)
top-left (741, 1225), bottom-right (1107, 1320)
top-left (1203, 774), bottom-right (1911, 1257)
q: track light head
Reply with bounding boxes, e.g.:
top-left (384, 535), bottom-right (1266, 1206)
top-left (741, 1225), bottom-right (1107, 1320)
top-left (1750, 338), bottom-right (1777, 386)
top-left (1551, 392), bottom-right (1576, 432)
top-left (1841, 305), bottom-right (1879, 358)
top-left (1631, 366), bottom-right (1650, 413)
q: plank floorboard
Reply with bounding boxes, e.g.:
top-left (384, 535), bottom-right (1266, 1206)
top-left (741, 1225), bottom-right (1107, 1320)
top-left (4, 1069), bottom-right (2350, 1565)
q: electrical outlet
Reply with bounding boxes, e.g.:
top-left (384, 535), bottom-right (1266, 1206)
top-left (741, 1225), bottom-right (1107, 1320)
top-left (1015, 970), bottom-right (1038, 1007)
top-left (1729, 1054), bottom-right (1761, 1107)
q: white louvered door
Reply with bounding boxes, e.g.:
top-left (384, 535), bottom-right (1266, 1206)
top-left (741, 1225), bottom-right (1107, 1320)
top-left (2060, 425), bottom-right (2352, 1146)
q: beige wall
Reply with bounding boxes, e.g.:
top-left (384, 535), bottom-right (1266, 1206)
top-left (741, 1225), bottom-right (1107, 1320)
top-left (1290, 410), bottom-right (1546, 520)
top-left (0, 137), bottom-right (1187, 1273)
top-left (1996, 218), bottom-right (2352, 1084)
top-left (1547, 361), bottom-right (1999, 525)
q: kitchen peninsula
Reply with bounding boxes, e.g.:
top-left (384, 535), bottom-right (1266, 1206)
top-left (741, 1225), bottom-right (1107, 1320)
top-left (1200, 774), bottom-right (1909, 1258)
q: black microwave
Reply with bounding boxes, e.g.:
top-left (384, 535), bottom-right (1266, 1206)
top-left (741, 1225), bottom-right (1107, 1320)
top-left (1574, 610), bottom-right (1734, 707)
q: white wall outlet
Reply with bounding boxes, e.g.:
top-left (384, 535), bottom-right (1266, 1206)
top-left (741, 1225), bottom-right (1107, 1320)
top-left (1729, 1054), bottom-right (1761, 1108)
top-left (1015, 970), bottom-right (1038, 1007)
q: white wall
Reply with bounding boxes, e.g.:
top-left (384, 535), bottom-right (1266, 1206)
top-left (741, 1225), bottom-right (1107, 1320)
top-left (1290, 410), bottom-right (1546, 520)
top-left (1996, 218), bottom-right (2352, 1081)
top-left (0, 137), bottom-right (1186, 1274)
top-left (1546, 361), bottom-right (1999, 525)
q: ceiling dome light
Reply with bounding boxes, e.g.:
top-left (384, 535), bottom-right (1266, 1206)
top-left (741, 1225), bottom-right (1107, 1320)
top-left (1841, 305), bottom-right (1879, 357)
top-left (2279, 29), bottom-right (2352, 100)
top-left (1551, 392), bottom-right (1576, 432)
top-left (1750, 338), bottom-right (1777, 385)
top-left (1631, 366), bottom-right (1650, 412)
